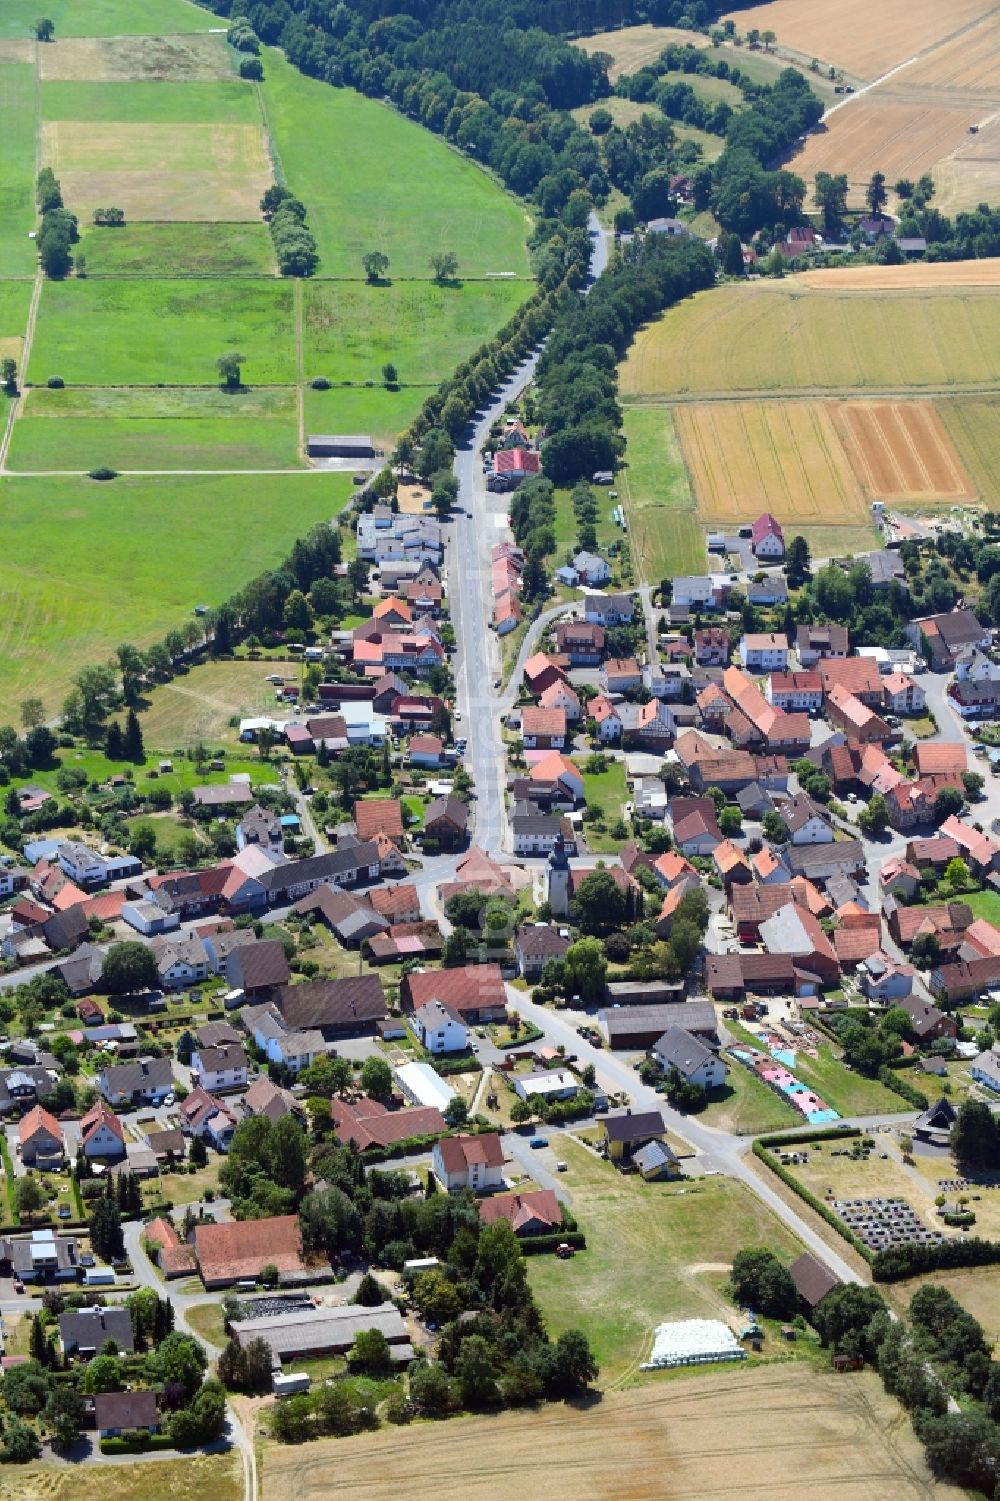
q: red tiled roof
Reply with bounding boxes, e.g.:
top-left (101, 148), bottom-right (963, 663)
top-left (354, 798), bottom-right (404, 841)
top-left (331, 1097), bottom-right (445, 1149)
top-left (18, 1104), bottom-right (62, 1147)
top-left (436, 1132), bottom-right (505, 1172)
top-left (193, 1214), bottom-right (304, 1285)
top-left (914, 742), bottom-right (967, 776)
top-left (479, 1189), bottom-right (561, 1233)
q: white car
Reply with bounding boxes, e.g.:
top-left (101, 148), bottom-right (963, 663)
top-left (163, 1092), bottom-right (175, 1107)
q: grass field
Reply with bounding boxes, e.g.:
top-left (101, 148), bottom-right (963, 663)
top-left (571, 97), bottom-right (663, 132)
top-left (136, 660), bottom-right (287, 747)
top-left (935, 123), bottom-right (1000, 218)
top-left (620, 281), bottom-right (1000, 397)
top-left (261, 48), bottom-right (532, 279)
top-left (884, 1265), bottom-right (1000, 1345)
top-left (527, 1140), bottom-right (807, 1384)
top-left (721, 0), bottom-right (994, 80)
top-left (0, 471), bottom-right (352, 716)
top-left (0, 0), bottom-right (220, 37)
top-left (0, 64), bottom-right (38, 278)
top-left (303, 383), bottom-right (426, 450)
top-left (621, 406), bottom-right (705, 580)
top-left (571, 24), bottom-right (709, 81)
top-left (38, 32), bottom-right (232, 81)
top-left (658, 67), bottom-right (743, 105)
top-left (964, 887), bottom-right (1000, 926)
top-left (787, 1043), bottom-right (907, 1117)
top-left (12, 1455), bottom-right (244, 1501)
top-left (303, 278), bottom-right (529, 386)
top-left (0, 281), bottom-right (32, 365)
top-left (76, 221), bottom-right (277, 277)
top-left (29, 278), bottom-right (297, 385)
top-left (43, 119), bottom-right (272, 221)
top-left (262, 1366), bottom-right (957, 1501)
top-left (9, 384), bottom-right (301, 470)
top-left (184, 1301), bottom-right (227, 1347)
top-left (41, 77), bottom-right (262, 123)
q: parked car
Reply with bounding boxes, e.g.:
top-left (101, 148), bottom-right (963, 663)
top-left (529, 1137), bottom-right (549, 1149)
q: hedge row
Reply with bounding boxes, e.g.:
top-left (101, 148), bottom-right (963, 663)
top-left (433, 1055), bottom-right (484, 1077)
top-left (518, 1231), bottom-right (586, 1257)
top-left (877, 1064), bottom-right (929, 1110)
top-left (872, 1235), bottom-right (1000, 1282)
top-left (100, 1432), bottom-right (175, 1454)
top-left (753, 1138), bottom-right (873, 1265)
top-left (758, 1126), bottom-right (862, 1150)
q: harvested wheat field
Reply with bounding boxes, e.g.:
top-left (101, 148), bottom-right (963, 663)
top-left (263, 1367), bottom-right (960, 1501)
top-left (798, 259), bottom-right (1000, 291)
top-left (38, 32), bottom-right (233, 81)
top-left (675, 401), bottom-right (866, 526)
top-left (834, 402), bottom-right (976, 502)
top-left (721, 0), bottom-right (993, 81)
top-left (935, 119), bottom-right (1000, 215)
top-left (620, 282), bottom-right (1000, 397)
top-left (898, 12), bottom-right (1000, 92)
top-left (793, 99), bottom-right (984, 204)
top-left (573, 24), bottom-right (709, 80)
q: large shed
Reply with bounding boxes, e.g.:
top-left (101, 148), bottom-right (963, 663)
top-left (307, 434), bottom-right (375, 458)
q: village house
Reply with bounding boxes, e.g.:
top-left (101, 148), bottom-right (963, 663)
top-left (411, 999), bottom-right (470, 1055)
top-left (739, 633), bottom-right (788, 672)
top-left (751, 513), bottom-right (784, 559)
top-left (432, 1132), bottom-right (505, 1193)
top-left (521, 707), bottom-right (568, 751)
top-left (653, 1028), bottom-right (726, 1091)
top-left (796, 625), bottom-right (848, 666)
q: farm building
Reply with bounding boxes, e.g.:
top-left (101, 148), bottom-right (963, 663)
top-left (789, 1252), bottom-right (839, 1316)
top-left (233, 1302), bottom-right (411, 1366)
top-left (307, 434), bottom-right (375, 458)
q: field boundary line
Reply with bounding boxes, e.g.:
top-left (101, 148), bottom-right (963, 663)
top-left (0, 38), bottom-right (43, 475)
top-left (622, 379), bottom-right (1000, 406)
top-left (293, 276), bottom-right (304, 460)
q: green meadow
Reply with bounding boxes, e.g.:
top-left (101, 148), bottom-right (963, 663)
top-left (302, 384), bottom-right (425, 450)
top-left (0, 64), bottom-right (38, 277)
top-left (303, 278), bottom-right (529, 385)
top-left (41, 78), bottom-right (262, 124)
top-left (261, 49), bottom-right (533, 279)
top-left (76, 222), bottom-right (277, 277)
top-left (0, 280), bottom-right (33, 347)
top-left (28, 278), bottom-right (297, 385)
top-left (8, 386), bottom-right (301, 470)
top-left (0, 0), bottom-right (219, 38)
top-left (0, 472), bottom-right (352, 715)
top-left (622, 404), bottom-right (706, 581)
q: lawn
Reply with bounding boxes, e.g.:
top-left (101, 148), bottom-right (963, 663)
top-left (184, 1301), bottom-right (227, 1347)
top-left (15, 1456), bottom-right (243, 1501)
top-left (701, 1058), bottom-right (800, 1135)
top-left (28, 277), bottom-right (297, 385)
top-left (10, 385), bottom-right (302, 470)
top-left (124, 813), bottom-right (208, 860)
top-left (76, 221), bottom-right (277, 277)
top-left (0, 64), bottom-right (38, 278)
top-left (0, 470), bottom-right (352, 716)
top-left (966, 887), bottom-right (1000, 925)
top-left (303, 278), bottom-right (530, 387)
top-left (575, 756), bottom-right (627, 852)
top-left (14, 745), bottom-right (279, 798)
top-left (41, 77), bottom-right (262, 123)
top-left (527, 1136), bottom-right (807, 1385)
top-left (0, 0), bottom-right (221, 37)
top-left (260, 48), bottom-right (533, 279)
top-left (552, 484), bottom-right (622, 560)
top-left (621, 405), bottom-right (705, 582)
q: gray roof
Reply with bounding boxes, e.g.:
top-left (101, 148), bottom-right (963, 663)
top-left (786, 839), bottom-right (865, 881)
top-left (99, 1056), bottom-right (173, 1096)
top-left (232, 1302), bottom-right (406, 1362)
top-left (59, 1305), bottom-right (134, 1354)
top-left (603, 1109), bottom-right (666, 1143)
top-left (633, 1140), bottom-right (679, 1174)
top-left (92, 1390), bottom-right (158, 1432)
top-left (604, 1001), bottom-right (717, 1039)
top-left (653, 1026), bottom-right (716, 1079)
